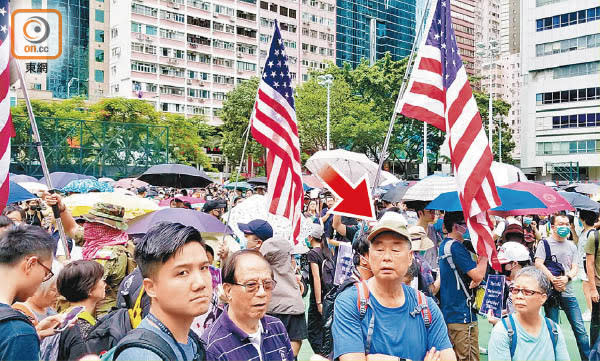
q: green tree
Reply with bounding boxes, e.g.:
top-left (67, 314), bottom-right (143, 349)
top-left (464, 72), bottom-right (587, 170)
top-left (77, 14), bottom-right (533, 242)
top-left (474, 91), bottom-right (515, 164)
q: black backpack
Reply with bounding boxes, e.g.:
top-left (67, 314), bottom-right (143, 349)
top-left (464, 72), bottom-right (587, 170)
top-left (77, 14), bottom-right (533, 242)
top-left (321, 277), bottom-right (361, 357)
top-left (86, 308), bottom-right (133, 356)
top-left (110, 327), bottom-right (206, 361)
top-left (320, 248), bottom-right (336, 296)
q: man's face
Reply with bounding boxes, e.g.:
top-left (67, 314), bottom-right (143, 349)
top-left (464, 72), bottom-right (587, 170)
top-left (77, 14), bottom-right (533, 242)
top-left (245, 234), bottom-right (262, 250)
top-left (16, 255), bottom-right (53, 302)
top-left (145, 242), bottom-right (213, 318)
top-left (326, 197), bottom-right (334, 208)
top-left (7, 211), bottom-right (22, 224)
top-left (552, 215), bottom-right (570, 239)
top-left (419, 209), bottom-right (435, 224)
top-left (224, 255), bottom-right (273, 322)
top-left (210, 208), bottom-right (222, 218)
top-left (368, 233), bottom-right (413, 282)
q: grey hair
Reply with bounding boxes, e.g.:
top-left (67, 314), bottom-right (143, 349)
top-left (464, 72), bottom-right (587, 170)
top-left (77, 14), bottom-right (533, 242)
top-left (514, 266), bottom-right (552, 295)
top-left (38, 261), bottom-right (62, 293)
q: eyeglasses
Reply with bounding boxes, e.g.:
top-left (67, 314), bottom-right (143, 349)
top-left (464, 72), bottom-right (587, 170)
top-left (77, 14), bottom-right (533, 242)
top-left (37, 260), bottom-right (54, 282)
top-left (233, 279), bottom-right (277, 293)
top-left (509, 286), bottom-right (545, 297)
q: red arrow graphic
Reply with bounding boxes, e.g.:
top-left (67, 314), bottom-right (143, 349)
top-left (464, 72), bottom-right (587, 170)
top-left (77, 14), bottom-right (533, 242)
top-left (317, 165), bottom-right (376, 221)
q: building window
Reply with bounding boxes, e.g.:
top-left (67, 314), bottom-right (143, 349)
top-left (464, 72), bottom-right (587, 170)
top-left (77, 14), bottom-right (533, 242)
top-left (536, 87), bottom-right (600, 105)
top-left (536, 34), bottom-right (600, 56)
top-left (536, 7), bottom-right (599, 32)
top-left (131, 61), bottom-right (157, 73)
top-left (33, 83), bottom-right (42, 90)
top-left (536, 140), bottom-right (599, 155)
top-left (94, 70), bottom-right (104, 82)
top-left (95, 30), bottom-right (104, 42)
top-left (95, 9), bottom-right (104, 23)
top-left (111, 27), bottom-right (118, 38)
top-left (132, 4), bottom-right (158, 17)
top-left (146, 25), bottom-right (157, 36)
top-left (95, 49), bottom-right (104, 62)
top-left (553, 61), bottom-right (600, 79)
top-left (131, 23), bottom-right (142, 33)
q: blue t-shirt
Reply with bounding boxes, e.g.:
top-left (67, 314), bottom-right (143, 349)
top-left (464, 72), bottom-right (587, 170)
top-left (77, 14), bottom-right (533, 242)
top-left (439, 238), bottom-right (477, 324)
top-left (115, 317), bottom-right (196, 361)
top-left (0, 303), bottom-right (40, 361)
top-left (332, 283), bottom-right (452, 360)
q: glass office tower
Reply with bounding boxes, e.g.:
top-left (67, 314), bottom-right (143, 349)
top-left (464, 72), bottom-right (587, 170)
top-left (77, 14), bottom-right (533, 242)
top-left (47, 0), bottom-right (89, 99)
top-left (336, 0), bottom-right (417, 68)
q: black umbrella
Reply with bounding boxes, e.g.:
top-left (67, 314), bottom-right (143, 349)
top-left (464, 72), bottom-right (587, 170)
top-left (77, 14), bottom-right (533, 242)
top-left (138, 164), bottom-right (214, 188)
top-left (247, 176), bottom-right (268, 186)
top-left (382, 183), bottom-right (410, 203)
top-left (9, 173), bottom-right (39, 183)
top-left (39, 172), bottom-right (96, 189)
top-left (558, 191), bottom-right (600, 213)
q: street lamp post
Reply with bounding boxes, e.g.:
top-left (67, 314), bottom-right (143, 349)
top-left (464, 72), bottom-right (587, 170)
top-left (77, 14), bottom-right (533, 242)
top-left (476, 39), bottom-right (499, 147)
top-left (67, 77), bottom-right (79, 98)
top-left (496, 114), bottom-right (503, 163)
top-left (317, 74), bottom-right (334, 151)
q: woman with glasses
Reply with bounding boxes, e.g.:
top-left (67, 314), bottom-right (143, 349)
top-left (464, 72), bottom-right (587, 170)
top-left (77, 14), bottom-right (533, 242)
top-left (13, 261), bottom-right (61, 326)
top-left (488, 267), bottom-right (569, 361)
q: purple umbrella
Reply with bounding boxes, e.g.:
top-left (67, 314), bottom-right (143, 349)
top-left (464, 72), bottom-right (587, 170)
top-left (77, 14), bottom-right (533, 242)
top-left (126, 208), bottom-right (232, 236)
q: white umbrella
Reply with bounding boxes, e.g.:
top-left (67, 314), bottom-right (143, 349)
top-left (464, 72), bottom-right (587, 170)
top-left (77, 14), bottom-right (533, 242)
top-left (380, 171), bottom-right (402, 186)
top-left (226, 194), bottom-right (312, 244)
top-left (98, 177), bottom-right (115, 184)
top-left (305, 149), bottom-right (381, 187)
top-left (18, 181), bottom-right (49, 193)
top-left (403, 175), bottom-right (457, 201)
top-left (490, 162), bottom-right (528, 186)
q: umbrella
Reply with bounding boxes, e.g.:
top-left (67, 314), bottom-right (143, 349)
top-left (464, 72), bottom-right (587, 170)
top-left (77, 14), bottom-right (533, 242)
top-left (380, 171), bottom-right (402, 187)
top-left (127, 208), bottom-right (233, 237)
top-left (138, 164), bottom-right (214, 188)
top-left (7, 181), bottom-right (36, 204)
top-left (226, 194), bottom-right (313, 244)
top-left (62, 179), bottom-right (114, 193)
top-left (489, 181), bottom-right (574, 216)
top-left (224, 182), bottom-right (253, 191)
top-left (39, 172), bottom-right (96, 189)
top-left (9, 174), bottom-right (38, 183)
top-left (63, 192), bottom-right (159, 219)
top-left (403, 175), bottom-right (457, 201)
top-left (558, 191), bottom-right (600, 213)
top-left (382, 182), bottom-right (411, 203)
top-left (113, 178), bottom-right (149, 189)
top-left (305, 149), bottom-right (382, 187)
top-left (302, 174), bottom-right (324, 189)
top-left (98, 177), bottom-right (115, 184)
top-left (565, 183), bottom-right (600, 196)
top-left (18, 182), bottom-right (49, 194)
top-left (490, 162), bottom-right (528, 186)
top-left (159, 196), bottom-right (205, 207)
top-left (247, 176), bottom-right (268, 186)
top-left (426, 187), bottom-right (547, 212)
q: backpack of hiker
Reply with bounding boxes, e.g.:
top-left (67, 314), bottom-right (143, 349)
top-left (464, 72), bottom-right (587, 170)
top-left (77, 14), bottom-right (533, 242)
top-left (501, 314), bottom-right (559, 360)
top-left (320, 278), bottom-right (432, 359)
top-left (320, 248), bottom-right (336, 296)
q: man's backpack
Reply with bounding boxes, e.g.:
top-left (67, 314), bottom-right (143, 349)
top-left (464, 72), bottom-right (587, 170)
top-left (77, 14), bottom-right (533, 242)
top-left (100, 327), bottom-right (205, 361)
top-left (0, 307), bottom-right (34, 327)
top-left (542, 239), bottom-right (565, 277)
top-left (321, 278), bottom-right (432, 358)
top-left (501, 314), bottom-right (559, 360)
top-left (440, 239), bottom-right (477, 311)
top-left (320, 250), bottom-right (336, 295)
top-left (85, 308), bottom-right (133, 356)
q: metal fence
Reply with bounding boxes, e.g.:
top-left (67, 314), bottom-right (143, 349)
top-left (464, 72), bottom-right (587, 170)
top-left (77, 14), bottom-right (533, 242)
top-left (10, 116), bottom-right (170, 178)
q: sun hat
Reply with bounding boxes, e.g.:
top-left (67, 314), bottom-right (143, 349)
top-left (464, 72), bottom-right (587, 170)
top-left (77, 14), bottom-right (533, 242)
top-left (81, 202), bottom-right (128, 231)
top-left (408, 225), bottom-right (434, 251)
top-left (309, 223), bottom-right (324, 239)
top-left (367, 211), bottom-right (411, 242)
top-left (497, 242), bottom-right (530, 264)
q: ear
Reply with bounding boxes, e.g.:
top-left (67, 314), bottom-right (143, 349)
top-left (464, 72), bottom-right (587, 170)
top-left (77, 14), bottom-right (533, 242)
top-left (143, 277), bottom-right (157, 299)
top-left (22, 256), bottom-right (36, 276)
top-left (223, 283), bottom-right (233, 301)
top-left (408, 250), bottom-right (414, 264)
top-left (257, 240), bottom-right (264, 249)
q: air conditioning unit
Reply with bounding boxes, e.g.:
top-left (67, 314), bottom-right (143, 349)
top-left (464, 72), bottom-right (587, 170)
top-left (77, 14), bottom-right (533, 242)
top-left (136, 34), bottom-right (145, 41)
top-left (213, 14), bottom-right (218, 18)
top-left (198, 82), bottom-right (204, 87)
top-left (173, 4), bottom-right (180, 9)
top-left (146, 36), bottom-right (152, 41)
top-left (237, 53), bottom-right (243, 58)
top-left (187, 79), bottom-right (193, 84)
top-left (229, 19), bottom-right (235, 23)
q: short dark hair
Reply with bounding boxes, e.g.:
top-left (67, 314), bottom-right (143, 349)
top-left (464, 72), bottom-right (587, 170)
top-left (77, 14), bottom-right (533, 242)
top-left (134, 222), bottom-right (204, 279)
top-left (2, 205), bottom-right (25, 220)
top-left (205, 245), bottom-right (214, 258)
top-left (353, 233), bottom-right (370, 266)
top-left (550, 214), bottom-right (568, 225)
top-left (222, 250), bottom-right (272, 284)
top-left (0, 225), bottom-right (56, 265)
top-left (443, 212), bottom-right (464, 233)
top-left (57, 260), bottom-right (104, 302)
top-left (580, 210), bottom-right (599, 227)
top-left (0, 215), bottom-right (13, 228)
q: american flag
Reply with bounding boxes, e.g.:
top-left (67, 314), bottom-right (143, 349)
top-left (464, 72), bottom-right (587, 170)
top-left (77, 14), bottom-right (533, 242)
top-left (250, 21), bottom-right (303, 244)
top-left (399, 0), bottom-right (502, 269)
top-left (0, 0), bottom-right (13, 211)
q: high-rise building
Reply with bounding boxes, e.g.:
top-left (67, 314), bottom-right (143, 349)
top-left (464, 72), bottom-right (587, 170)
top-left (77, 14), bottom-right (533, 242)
top-left (335, 0), bottom-right (416, 68)
top-left (109, 0), bottom-right (335, 125)
top-left (450, 0), bottom-right (475, 75)
top-left (520, 0), bottom-right (600, 180)
top-left (474, 0), bottom-right (500, 77)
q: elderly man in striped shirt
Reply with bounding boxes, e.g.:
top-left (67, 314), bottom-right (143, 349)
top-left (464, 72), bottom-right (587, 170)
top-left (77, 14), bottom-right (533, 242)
top-left (202, 250), bottom-right (294, 361)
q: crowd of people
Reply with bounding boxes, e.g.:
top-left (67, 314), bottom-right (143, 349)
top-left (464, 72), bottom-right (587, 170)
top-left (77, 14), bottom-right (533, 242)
top-left (0, 180), bottom-right (599, 361)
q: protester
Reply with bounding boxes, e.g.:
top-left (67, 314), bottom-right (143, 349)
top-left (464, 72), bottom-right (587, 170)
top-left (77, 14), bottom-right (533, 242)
top-left (320, 196), bottom-right (335, 239)
top-left (2, 205), bottom-right (25, 225)
top-left (535, 214), bottom-right (590, 360)
top-left (54, 260), bottom-right (106, 361)
top-left (502, 224), bottom-right (525, 245)
top-left (202, 250), bottom-right (295, 361)
top-left (488, 267), bottom-right (569, 361)
top-left (136, 187), bottom-right (147, 198)
top-left (332, 212), bottom-right (455, 361)
top-left (580, 210), bottom-right (599, 323)
top-left (438, 211), bottom-right (488, 361)
top-left (238, 219), bottom-right (308, 358)
top-left (407, 201), bottom-right (441, 270)
top-left (0, 225), bottom-right (65, 361)
top-left (45, 194), bottom-right (133, 318)
top-left (304, 199), bottom-right (319, 223)
top-left (114, 222), bottom-right (211, 360)
top-left (13, 262), bottom-right (60, 325)
top-left (203, 199), bottom-right (226, 219)
top-left (352, 233), bottom-right (374, 281)
top-left (408, 224), bottom-right (438, 296)
top-left (584, 211), bottom-right (600, 346)
top-left (25, 200), bottom-right (44, 227)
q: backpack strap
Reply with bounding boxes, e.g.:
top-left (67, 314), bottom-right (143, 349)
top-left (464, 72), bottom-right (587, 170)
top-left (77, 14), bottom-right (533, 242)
top-left (441, 240), bottom-right (472, 303)
top-left (0, 307), bottom-right (34, 327)
top-left (128, 285), bottom-right (145, 329)
top-left (411, 290), bottom-right (432, 328)
top-left (114, 328), bottom-right (179, 361)
top-left (542, 239), bottom-right (553, 263)
top-left (545, 317), bottom-right (559, 361)
top-left (355, 280), bottom-right (374, 355)
top-left (501, 314), bottom-right (517, 359)
top-left (594, 230), bottom-right (599, 256)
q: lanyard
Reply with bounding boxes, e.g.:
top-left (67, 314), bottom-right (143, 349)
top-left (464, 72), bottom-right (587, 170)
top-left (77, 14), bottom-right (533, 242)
top-left (147, 313), bottom-right (190, 361)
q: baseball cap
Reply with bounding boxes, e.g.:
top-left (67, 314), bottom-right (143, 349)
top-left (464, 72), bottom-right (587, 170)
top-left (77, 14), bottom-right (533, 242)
top-left (309, 223), bottom-right (324, 239)
top-left (497, 242), bottom-right (530, 264)
top-left (203, 199), bottom-right (225, 213)
top-left (408, 225), bottom-right (434, 251)
top-left (367, 211), bottom-right (411, 243)
top-left (238, 219), bottom-right (273, 241)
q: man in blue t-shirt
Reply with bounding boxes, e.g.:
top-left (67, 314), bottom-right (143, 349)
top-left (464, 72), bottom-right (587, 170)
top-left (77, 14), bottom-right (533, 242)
top-left (438, 212), bottom-right (488, 361)
top-left (0, 226), bottom-right (60, 361)
top-left (332, 212), bottom-right (455, 361)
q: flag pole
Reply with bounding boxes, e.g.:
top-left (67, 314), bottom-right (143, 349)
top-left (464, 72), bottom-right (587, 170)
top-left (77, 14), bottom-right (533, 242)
top-left (15, 61), bottom-right (71, 260)
top-left (371, 0), bottom-right (434, 193)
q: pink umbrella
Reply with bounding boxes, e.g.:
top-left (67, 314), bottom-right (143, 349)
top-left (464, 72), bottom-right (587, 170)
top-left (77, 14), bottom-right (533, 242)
top-left (489, 181), bottom-right (574, 216)
top-left (159, 196), bottom-right (205, 207)
top-left (114, 178), bottom-right (149, 189)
